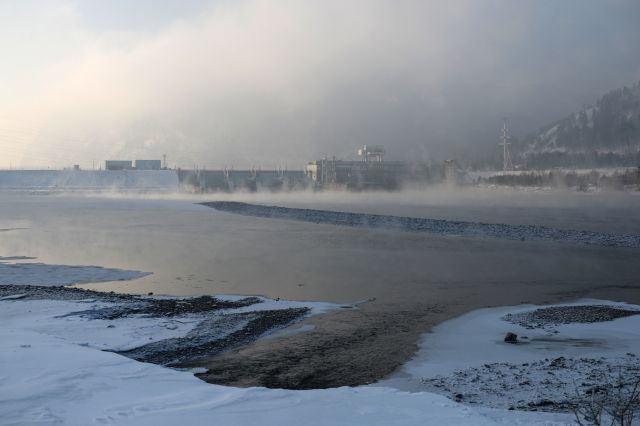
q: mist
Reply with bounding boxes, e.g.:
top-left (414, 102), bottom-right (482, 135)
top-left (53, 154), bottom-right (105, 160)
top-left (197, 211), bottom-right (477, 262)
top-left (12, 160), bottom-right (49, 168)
top-left (3, 3), bottom-right (640, 419)
top-left (1, 0), bottom-right (639, 169)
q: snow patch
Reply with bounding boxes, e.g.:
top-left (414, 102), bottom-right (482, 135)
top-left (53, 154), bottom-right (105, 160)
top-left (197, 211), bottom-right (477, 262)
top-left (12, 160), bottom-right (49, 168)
top-left (379, 299), bottom-right (640, 412)
top-left (0, 296), bottom-right (571, 425)
top-left (0, 259), bottom-right (150, 286)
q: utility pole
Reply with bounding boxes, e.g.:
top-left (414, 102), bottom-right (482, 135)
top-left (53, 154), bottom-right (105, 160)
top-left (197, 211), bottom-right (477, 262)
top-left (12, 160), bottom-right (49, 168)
top-left (500, 120), bottom-right (514, 172)
top-left (162, 154), bottom-right (167, 169)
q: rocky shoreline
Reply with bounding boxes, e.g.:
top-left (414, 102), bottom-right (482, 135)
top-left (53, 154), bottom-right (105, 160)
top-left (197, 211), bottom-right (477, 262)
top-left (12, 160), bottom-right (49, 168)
top-left (202, 201), bottom-right (640, 248)
top-left (416, 304), bottom-right (640, 413)
top-left (503, 305), bottom-right (640, 331)
top-left (0, 285), bottom-right (311, 370)
top-left (422, 355), bottom-right (640, 412)
top-left (5, 283), bottom-right (640, 415)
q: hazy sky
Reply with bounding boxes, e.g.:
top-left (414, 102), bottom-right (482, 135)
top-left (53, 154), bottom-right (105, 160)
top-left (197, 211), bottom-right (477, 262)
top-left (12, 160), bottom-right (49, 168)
top-left (1, 0), bottom-right (639, 169)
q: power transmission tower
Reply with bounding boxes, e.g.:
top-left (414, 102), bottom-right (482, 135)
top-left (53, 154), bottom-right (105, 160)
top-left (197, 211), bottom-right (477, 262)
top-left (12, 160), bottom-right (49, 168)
top-left (499, 120), bottom-right (514, 172)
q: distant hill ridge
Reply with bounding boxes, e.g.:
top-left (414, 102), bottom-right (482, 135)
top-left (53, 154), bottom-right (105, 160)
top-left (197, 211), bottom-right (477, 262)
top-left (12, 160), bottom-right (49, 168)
top-left (528, 81), bottom-right (640, 153)
top-left (518, 81), bottom-right (640, 169)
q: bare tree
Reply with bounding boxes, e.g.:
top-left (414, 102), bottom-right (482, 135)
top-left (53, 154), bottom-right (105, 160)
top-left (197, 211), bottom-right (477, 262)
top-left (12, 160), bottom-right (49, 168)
top-left (572, 382), bottom-right (606, 426)
top-left (572, 370), bottom-right (640, 426)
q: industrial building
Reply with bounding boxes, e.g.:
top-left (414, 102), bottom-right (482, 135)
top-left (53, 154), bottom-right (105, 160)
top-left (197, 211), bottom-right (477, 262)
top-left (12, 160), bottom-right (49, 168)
top-left (305, 145), bottom-right (439, 190)
top-left (0, 169), bottom-right (179, 192)
top-left (175, 146), bottom-right (445, 192)
top-left (106, 144), bottom-right (456, 192)
top-left (305, 158), bottom-right (405, 190)
top-left (177, 168), bottom-right (307, 192)
top-left (0, 147), bottom-right (449, 193)
top-left (105, 160), bottom-right (133, 171)
top-left (135, 160), bottom-right (162, 170)
top-left (105, 160), bottom-right (162, 171)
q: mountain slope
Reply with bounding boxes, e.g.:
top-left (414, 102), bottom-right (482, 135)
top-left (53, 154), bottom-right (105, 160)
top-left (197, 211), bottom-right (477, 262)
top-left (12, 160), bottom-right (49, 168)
top-left (529, 81), bottom-right (640, 153)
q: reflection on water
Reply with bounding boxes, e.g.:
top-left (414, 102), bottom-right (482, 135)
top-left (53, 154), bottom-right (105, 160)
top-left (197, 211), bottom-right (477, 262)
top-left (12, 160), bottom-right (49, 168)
top-left (1, 192), bottom-right (640, 304)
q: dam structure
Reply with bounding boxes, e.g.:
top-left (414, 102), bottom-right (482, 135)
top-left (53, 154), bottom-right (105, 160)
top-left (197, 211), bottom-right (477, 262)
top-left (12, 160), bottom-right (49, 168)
top-left (0, 169), bottom-right (179, 193)
top-left (177, 168), bottom-right (308, 193)
top-left (305, 145), bottom-right (442, 191)
top-left (0, 147), bottom-right (448, 193)
top-left (179, 147), bottom-right (444, 192)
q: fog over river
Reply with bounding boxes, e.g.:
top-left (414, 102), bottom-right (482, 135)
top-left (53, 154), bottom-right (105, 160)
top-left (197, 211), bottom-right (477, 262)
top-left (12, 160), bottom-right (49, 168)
top-left (2, 190), bottom-right (640, 387)
top-left (1, 190), bottom-right (639, 301)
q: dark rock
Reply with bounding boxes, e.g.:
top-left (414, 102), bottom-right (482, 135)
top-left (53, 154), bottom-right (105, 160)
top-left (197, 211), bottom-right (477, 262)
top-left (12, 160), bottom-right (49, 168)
top-left (502, 305), bottom-right (640, 330)
top-left (528, 399), bottom-right (556, 408)
top-left (504, 332), bottom-right (518, 344)
top-left (549, 356), bottom-right (566, 368)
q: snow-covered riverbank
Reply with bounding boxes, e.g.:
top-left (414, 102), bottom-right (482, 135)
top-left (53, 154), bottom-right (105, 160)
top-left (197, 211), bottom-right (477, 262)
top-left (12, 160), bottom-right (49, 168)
top-left (7, 282), bottom-right (639, 424)
top-left (379, 300), bottom-right (640, 413)
top-left (4, 273), bottom-right (637, 424)
top-left (0, 292), bottom-right (572, 425)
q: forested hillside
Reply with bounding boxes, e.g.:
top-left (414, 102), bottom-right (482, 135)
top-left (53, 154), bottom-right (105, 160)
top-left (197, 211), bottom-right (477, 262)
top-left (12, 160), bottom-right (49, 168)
top-left (523, 81), bottom-right (640, 168)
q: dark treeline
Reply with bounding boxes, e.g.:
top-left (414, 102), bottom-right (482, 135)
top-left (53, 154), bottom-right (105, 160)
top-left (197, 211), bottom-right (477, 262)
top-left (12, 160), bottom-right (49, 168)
top-left (478, 168), bottom-right (640, 191)
top-left (522, 150), bottom-right (640, 169)
top-left (458, 150), bottom-right (640, 171)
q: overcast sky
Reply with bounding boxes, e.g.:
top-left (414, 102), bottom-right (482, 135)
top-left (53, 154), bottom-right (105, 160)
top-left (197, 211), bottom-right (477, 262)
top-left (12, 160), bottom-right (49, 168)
top-left (1, 0), bottom-right (639, 169)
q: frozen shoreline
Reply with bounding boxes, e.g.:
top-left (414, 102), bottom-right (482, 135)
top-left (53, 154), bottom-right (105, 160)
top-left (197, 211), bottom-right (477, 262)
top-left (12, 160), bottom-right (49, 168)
top-left (0, 284), bottom-right (337, 367)
top-left (379, 299), bottom-right (640, 412)
top-left (3, 278), bottom-right (638, 424)
top-left (0, 257), bottom-right (150, 286)
top-left (0, 285), bottom-right (574, 425)
top-left (2, 193), bottom-right (640, 424)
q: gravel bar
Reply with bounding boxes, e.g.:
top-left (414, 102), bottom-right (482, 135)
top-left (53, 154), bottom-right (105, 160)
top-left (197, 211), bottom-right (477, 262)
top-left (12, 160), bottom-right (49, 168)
top-left (202, 201), bottom-right (640, 249)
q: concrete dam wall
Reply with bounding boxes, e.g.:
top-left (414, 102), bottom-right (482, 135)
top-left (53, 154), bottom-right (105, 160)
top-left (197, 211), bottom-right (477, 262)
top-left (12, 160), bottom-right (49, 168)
top-left (0, 170), bottom-right (180, 192)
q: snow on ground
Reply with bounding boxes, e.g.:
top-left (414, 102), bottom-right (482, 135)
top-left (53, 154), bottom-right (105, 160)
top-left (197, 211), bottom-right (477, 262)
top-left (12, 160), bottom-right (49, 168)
top-left (379, 300), bottom-right (640, 411)
top-left (0, 299), bottom-right (202, 352)
top-left (0, 328), bottom-right (561, 426)
top-left (0, 253), bottom-right (595, 425)
top-left (0, 295), bottom-right (337, 356)
top-left (215, 294), bottom-right (341, 316)
top-left (0, 294), bottom-right (572, 425)
top-left (0, 287), bottom-right (341, 367)
top-left (0, 258), bottom-right (150, 286)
